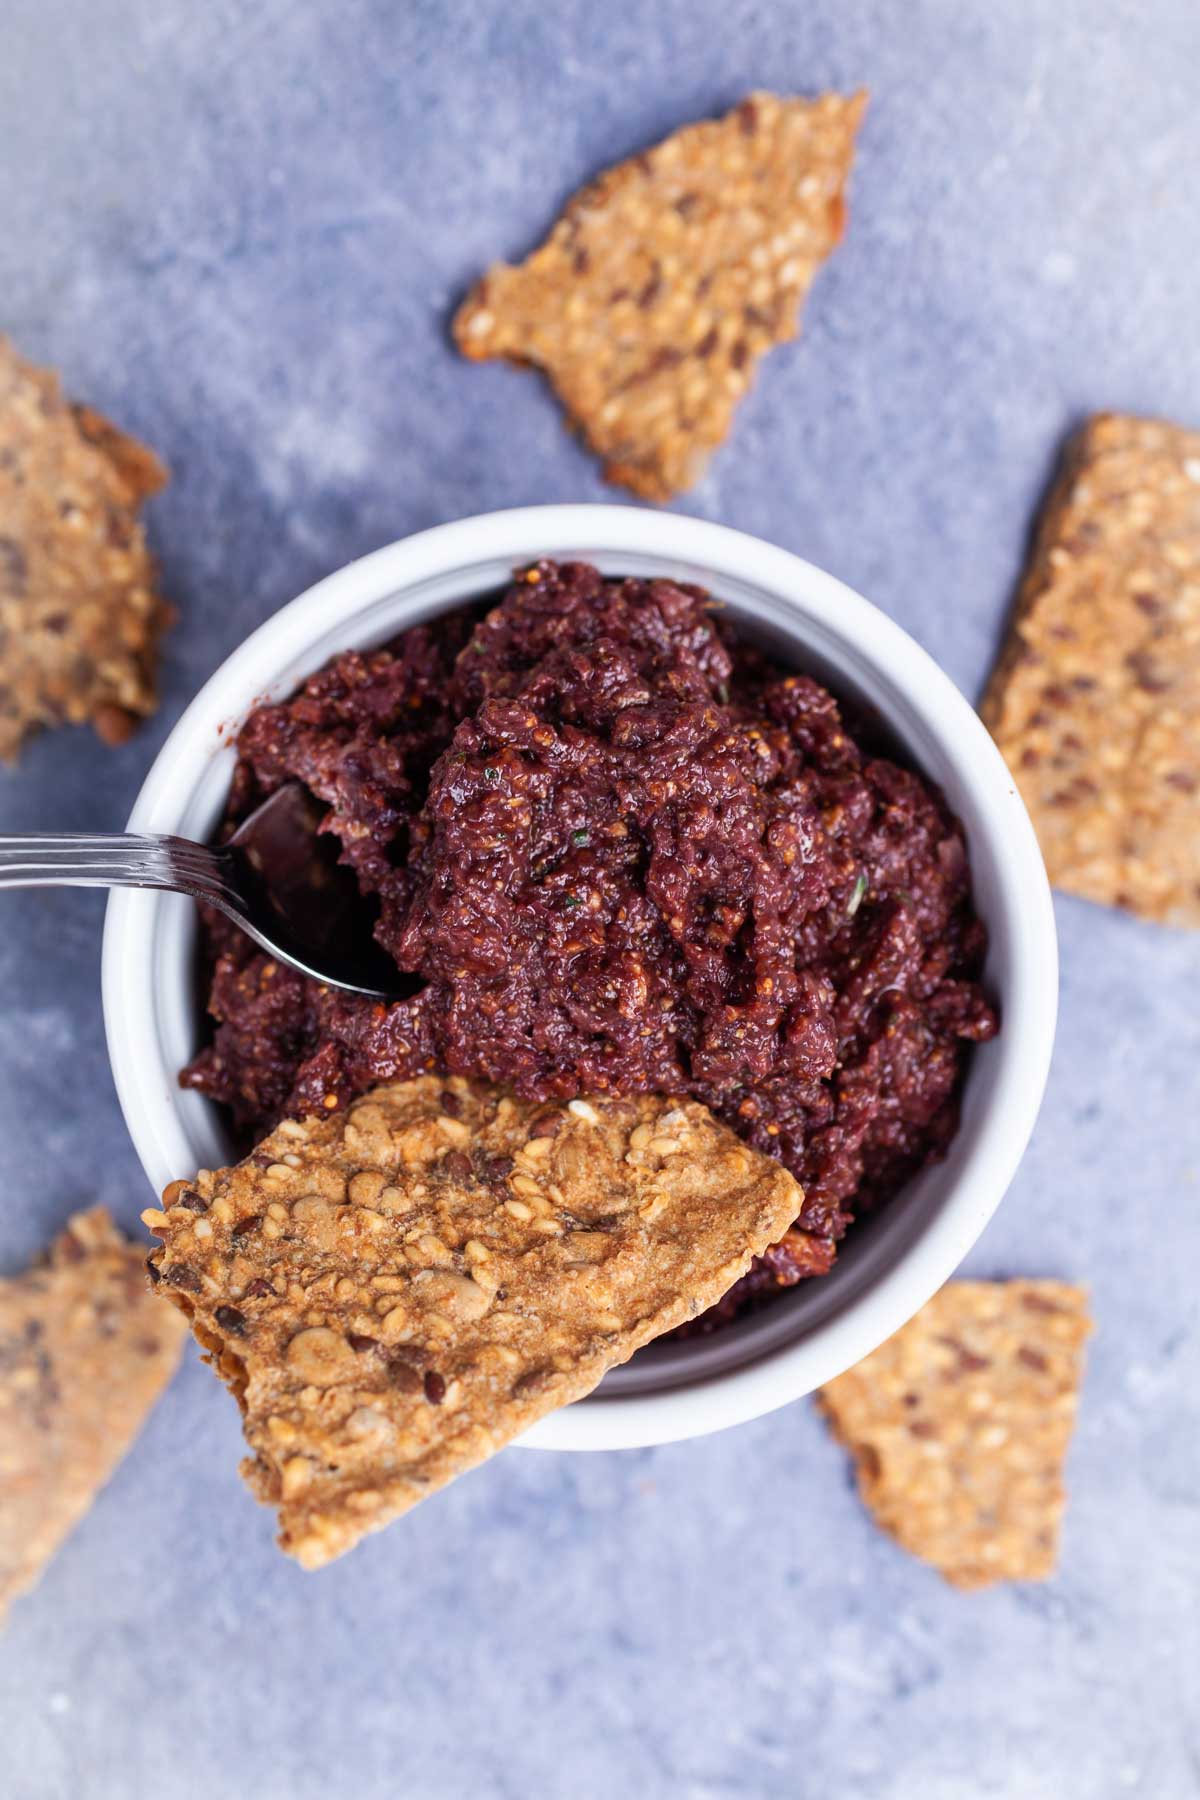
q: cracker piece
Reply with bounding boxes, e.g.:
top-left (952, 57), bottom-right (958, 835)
top-left (146, 1077), bottom-right (806, 1567)
top-left (982, 413), bottom-right (1200, 926)
top-left (817, 1281), bottom-right (1092, 1590)
top-left (0, 1206), bottom-right (187, 1620)
top-left (453, 90), bottom-right (866, 500)
top-left (0, 338), bottom-right (171, 762)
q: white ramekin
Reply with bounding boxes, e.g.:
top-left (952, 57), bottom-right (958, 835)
top-left (103, 506), bottom-right (1056, 1452)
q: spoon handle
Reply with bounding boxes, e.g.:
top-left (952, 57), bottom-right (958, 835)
top-left (0, 833), bottom-right (241, 911)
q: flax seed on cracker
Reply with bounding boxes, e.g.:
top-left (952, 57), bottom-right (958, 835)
top-left (0, 338), bottom-right (171, 762)
top-left (818, 1281), bottom-right (1092, 1590)
top-left (983, 412), bottom-right (1200, 927)
top-left (454, 90), bottom-right (866, 501)
top-left (0, 1208), bottom-right (187, 1620)
top-left (147, 1076), bottom-right (807, 1567)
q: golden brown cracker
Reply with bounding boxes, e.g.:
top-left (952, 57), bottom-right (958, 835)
top-left (0, 338), bottom-right (171, 762)
top-left (146, 1077), bottom-right (806, 1568)
top-left (454, 91), bottom-right (866, 501)
top-left (817, 1281), bottom-right (1092, 1590)
top-left (983, 413), bottom-right (1200, 926)
top-left (0, 1207), bottom-right (187, 1620)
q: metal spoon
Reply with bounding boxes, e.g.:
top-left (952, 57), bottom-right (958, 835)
top-left (0, 781), bottom-right (401, 997)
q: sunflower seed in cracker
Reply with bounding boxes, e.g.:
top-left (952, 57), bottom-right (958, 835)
top-left (454, 90), bottom-right (866, 501)
top-left (0, 337), bottom-right (171, 762)
top-left (146, 1076), bottom-right (806, 1568)
top-left (982, 412), bottom-right (1200, 926)
top-left (0, 1207), bottom-right (187, 1621)
top-left (817, 1281), bottom-right (1092, 1590)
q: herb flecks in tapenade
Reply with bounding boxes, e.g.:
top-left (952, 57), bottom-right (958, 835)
top-left (185, 560), bottom-right (996, 1324)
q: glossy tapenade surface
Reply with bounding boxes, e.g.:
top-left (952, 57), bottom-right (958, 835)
top-left (185, 561), bottom-right (996, 1324)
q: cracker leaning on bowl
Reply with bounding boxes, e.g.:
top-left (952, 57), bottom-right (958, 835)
top-left (0, 1207), bottom-right (187, 1621)
top-left (145, 1076), bottom-right (807, 1569)
top-left (983, 412), bottom-right (1200, 927)
top-left (0, 336), bottom-right (171, 763)
top-left (818, 1281), bottom-right (1092, 1590)
top-left (454, 89), bottom-right (866, 501)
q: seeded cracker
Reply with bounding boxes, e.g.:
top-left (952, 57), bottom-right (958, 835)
top-left (982, 413), bottom-right (1200, 926)
top-left (0, 1207), bottom-right (187, 1621)
top-left (146, 1076), bottom-right (806, 1568)
top-left (0, 337), bottom-right (171, 762)
top-left (817, 1282), bottom-right (1092, 1590)
top-left (453, 91), bottom-right (866, 501)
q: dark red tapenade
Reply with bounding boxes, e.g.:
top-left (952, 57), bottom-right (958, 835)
top-left (184, 560), bottom-right (997, 1325)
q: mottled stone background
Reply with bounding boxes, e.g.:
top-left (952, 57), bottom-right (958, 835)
top-left (1, 2), bottom-right (1197, 1795)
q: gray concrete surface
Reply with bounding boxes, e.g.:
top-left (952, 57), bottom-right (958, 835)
top-left (0, 2), bottom-right (1197, 1795)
